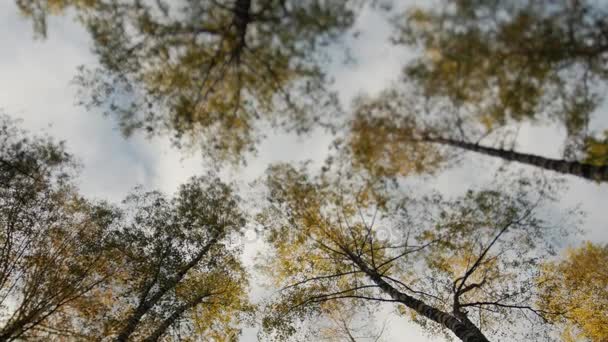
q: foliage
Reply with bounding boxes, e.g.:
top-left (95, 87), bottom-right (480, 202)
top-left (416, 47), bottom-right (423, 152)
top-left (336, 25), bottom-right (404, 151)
top-left (0, 115), bottom-right (115, 341)
top-left (346, 88), bottom-right (608, 182)
top-left (538, 242), bottom-right (608, 342)
top-left (8, 0), bottom-right (608, 340)
top-left (583, 130), bottom-right (608, 166)
top-left (49, 176), bottom-right (253, 341)
top-left (258, 163), bottom-right (568, 341)
top-left (395, 0), bottom-right (608, 157)
top-left (17, 0), bottom-right (369, 164)
top-left (0, 116), bottom-right (252, 341)
top-left (347, 90), bottom-right (446, 179)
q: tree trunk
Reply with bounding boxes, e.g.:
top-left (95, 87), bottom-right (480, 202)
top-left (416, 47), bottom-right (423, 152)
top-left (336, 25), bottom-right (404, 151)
top-left (113, 236), bottom-right (218, 342)
top-left (232, 0), bottom-right (252, 59)
top-left (114, 303), bottom-right (151, 342)
top-left (142, 293), bottom-right (210, 342)
top-left (424, 136), bottom-right (608, 182)
top-left (0, 323), bottom-right (23, 342)
top-left (345, 251), bottom-right (490, 342)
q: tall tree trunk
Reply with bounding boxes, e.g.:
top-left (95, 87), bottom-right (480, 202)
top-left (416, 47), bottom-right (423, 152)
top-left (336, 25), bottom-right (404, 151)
top-left (0, 322), bottom-right (23, 342)
top-left (114, 302), bottom-right (153, 342)
top-left (232, 0), bottom-right (252, 59)
top-left (142, 293), bottom-right (211, 342)
top-left (113, 236), bottom-right (218, 342)
top-left (424, 136), bottom-right (608, 182)
top-left (345, 251), bottom-right (490, 342)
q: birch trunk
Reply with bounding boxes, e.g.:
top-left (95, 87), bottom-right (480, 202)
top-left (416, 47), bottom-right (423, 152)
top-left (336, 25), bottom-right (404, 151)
top-left (425, 136), bottom-right (608, 182)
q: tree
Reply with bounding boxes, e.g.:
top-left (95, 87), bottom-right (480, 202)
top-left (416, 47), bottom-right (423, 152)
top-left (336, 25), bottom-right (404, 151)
top-left (17, 0), bottom-right (368, 164)
top-left (538, 242), bottom-right (608, 342)
top-left (395, 0), bottom-right (608, 158)
top-left (0, 115), bottom-right (252, 341)
top-left (347, 90), bottom-right (608, 182)
top-left (258, 164), bottom-right (570, 342)
top-left (0, 115), bottom-right (117, 341)
top-left (57, 176), bottom-right (252, 341)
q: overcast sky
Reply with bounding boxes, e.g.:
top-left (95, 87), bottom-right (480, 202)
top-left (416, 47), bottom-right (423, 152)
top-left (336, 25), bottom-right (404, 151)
top-left (1, 1), bottom-right (606, 341)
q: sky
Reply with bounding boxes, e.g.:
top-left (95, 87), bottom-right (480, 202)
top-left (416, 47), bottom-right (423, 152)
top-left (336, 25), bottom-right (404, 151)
top-left (0, 1), bottom-right (607, 341)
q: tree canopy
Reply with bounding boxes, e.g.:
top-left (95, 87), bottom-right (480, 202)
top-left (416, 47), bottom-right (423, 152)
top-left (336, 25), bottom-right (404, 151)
top-left (538, 242), bottom-right (608, 342)
top-left (335, 0), bottom-right (608, 184)
top-left (18, 0), bottom-right (369, 164)
top-left (258, 163), bottom-right (569, 341)
top-left (347, 90), bottom-right (608, 182)
top-left (0, 117), bottom-right (252, 341)
top-left (79, 176), bottom-right (251, 341)
top-left (396, 0), bottom-right (608, 156)
top-left (0, 115), bottom-right (115, 341)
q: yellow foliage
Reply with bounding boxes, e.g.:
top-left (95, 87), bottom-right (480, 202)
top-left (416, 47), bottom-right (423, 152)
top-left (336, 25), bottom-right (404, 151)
top-left (349, 106), bottom-right (444, 179)
top-left (398, 1), bottom-right (607, 148)
top-left (584, 131), bottom-right (608, 166)
top-left (538, 242), bottom-right (608, 341)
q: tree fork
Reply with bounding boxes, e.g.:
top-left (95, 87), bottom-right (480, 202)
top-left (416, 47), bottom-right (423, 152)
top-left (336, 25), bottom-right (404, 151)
top-left (344, 251), bottom-right (490, 342)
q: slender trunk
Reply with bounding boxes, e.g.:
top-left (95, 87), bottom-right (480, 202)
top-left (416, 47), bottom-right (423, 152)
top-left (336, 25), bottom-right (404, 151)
top-left (424, 136), bottom-right (608, 182)
top-left (346, 330), bottom-right (357, 342)
top-left (0, 309), bottom-right (45, 341)
top-left (114, 303), bottom-right (152, 342)
top-left (341, 318), bottom-right (358, 342)
top-left (0, 323), bottom-right (21, 342)
top-left (113, 236), bottom-right (218, 342)
top-left (142, 293), bottom-right (211, 342)
top-left (345, 251), bottom-right (490, 342)
top-left (232, 0), bottom-right (251, 59)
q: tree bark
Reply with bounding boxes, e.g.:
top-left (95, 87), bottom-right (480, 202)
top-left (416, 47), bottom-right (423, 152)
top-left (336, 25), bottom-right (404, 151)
top-left (232, 0), bottom-right (252, 59)
top-left (142, 293), bottom-right (211, 342)
top-left (345, 251), bottom-right (490, 342)
top-left (424, 136), bottom-right (608, 182)
top-left (113, 236), bottom-right (218, 342)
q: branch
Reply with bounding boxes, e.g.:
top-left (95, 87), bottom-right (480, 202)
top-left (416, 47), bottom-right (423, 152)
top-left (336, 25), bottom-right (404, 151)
top-left (453, 207), bottom-right (534, 297)
top-left (460, 301), bottom-right (558, 321)
top-left (376, 238), bottom-right (438, 270)
top-left (381, 274), bottom-right (444, 303)
top-left (291, 285), bottom-right (381, 311)
top-left (281, 270), bottom-right (363, 291)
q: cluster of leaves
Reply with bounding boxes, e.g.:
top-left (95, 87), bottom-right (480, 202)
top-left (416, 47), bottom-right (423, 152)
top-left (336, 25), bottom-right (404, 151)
top-left (396, 0), bottom-right (608, 156)
top-left (258, 163), bottom-right (569, 341)
top-left (347, 90), bottom-right (446, 179)
top-left (0, 116), bottom-right (251, 341)
top-left (0, 115), bottom-right (112, 340)
top-left (583, 130), bottom-right (608, 166)
top-left (538, 242), bottom-right (608, 342)
top-left (18, 0), bottom-right (368, 164)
